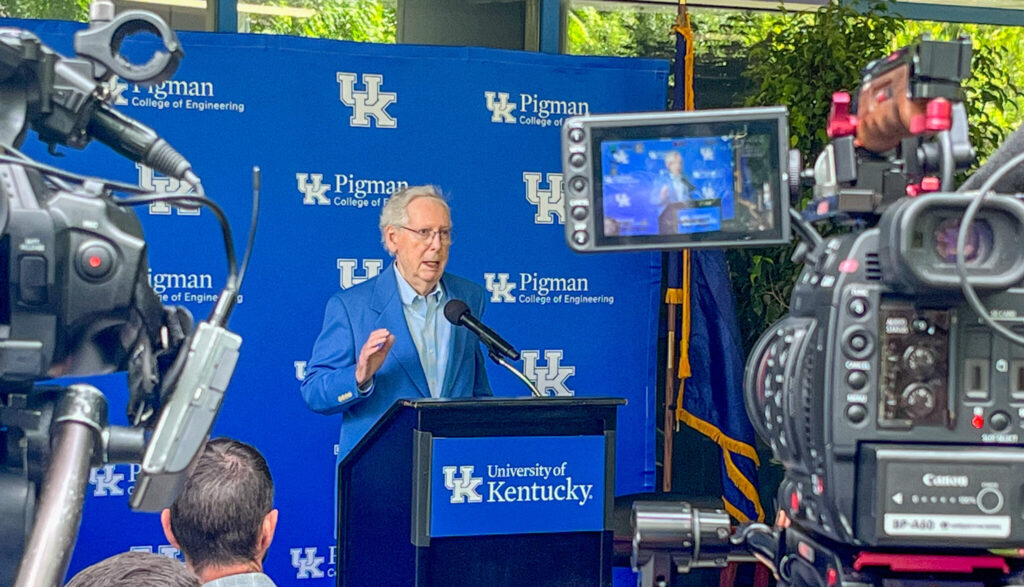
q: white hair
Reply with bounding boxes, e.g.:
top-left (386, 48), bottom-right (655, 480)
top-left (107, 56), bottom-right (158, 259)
top-left (379, 185), bottom-right (450, 254)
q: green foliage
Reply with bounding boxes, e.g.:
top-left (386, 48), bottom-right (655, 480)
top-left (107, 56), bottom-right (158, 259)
top-left (726, 2), bottom-right (906, 349)
top-left (742, 2), bottom-right (906, 158)
top-left (566, 7), bottom-right (675, 59)
top-left (896, 22), bottom-right (1024, 164)
top-left (247, 0), bottom-right (395, 43)
top-left (0, 0), bottom-right (88, 20)
top-left (965, 40), bottom-right (1022, 160)
top-left (726, 3), bottom-right (1024, 351)
top-left (563, 1), bottom-right (1024, 351)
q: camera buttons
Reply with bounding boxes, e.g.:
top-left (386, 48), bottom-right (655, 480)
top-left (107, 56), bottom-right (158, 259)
top-left (847, 370), bottom-right (868, 390)
top-left (17, 255), bottom-right (48, 305)
top-left (976, 487), bottom-right (1004, 514)
top-left (843, 327), bottom-right (874, 360)
top-left (76, 241), bottom-right (116, 280)
top-left (845, 403), bottom-right (867, 424)
top-left (847, 297), bottom-right (869, 318)
top-left (990, 411), bottom-right (1011, 432)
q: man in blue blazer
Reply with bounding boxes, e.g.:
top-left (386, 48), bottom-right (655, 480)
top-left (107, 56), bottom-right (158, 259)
top-left (302, 185), bottom-right (492, 460)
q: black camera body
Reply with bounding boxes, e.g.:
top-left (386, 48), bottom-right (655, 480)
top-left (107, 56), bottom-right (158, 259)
top-left (591, 34), bottom-right (1024, 587)
top-left (0, 8), bottom-right (247, 584)
top-left (747, 193), bottom-right (1024, 549)
top-left (1, 163), bottom-right (153, 386)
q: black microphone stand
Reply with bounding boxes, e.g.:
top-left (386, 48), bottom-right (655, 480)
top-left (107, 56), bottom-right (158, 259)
top-left (486, 348), bottom-right (545, 397)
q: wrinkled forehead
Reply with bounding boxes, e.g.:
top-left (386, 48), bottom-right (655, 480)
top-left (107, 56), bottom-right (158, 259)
top-left (406, 196), bottom-right (452, 226)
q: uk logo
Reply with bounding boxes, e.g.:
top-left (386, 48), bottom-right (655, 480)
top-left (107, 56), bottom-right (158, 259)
top-left (523, 172), bottom-right (564, 224)
top-left (443, 465), bottom-right (484, 504)
top-left (336, 72), bottom-right (397, 128)
top-left (293, 361), bottom-right (306, 381)
top-left (615, 193), bottom-right (631, 207)
top-left (522, 350), bottom-right (575, 396)
top-left (338, 258), bottom-right (384, 289)
top-left (297, 173), bottom-right (331, 205)
top-left (484, 91), bottom-right (517, 123)
top-left (701, 145), bottom-right (716, 161)
top-left (137, 164), bottom-right (199, 216)
top-left (484, 272), bottom-right (516, 303)
top-left (129, 545), bottom-right (182, 560)
top-left (291, 547), bottom-right (326, 579)
top-left (103, 76), bottom-right (130, 106)
top-left (89, 465), bottom-right (125, 497)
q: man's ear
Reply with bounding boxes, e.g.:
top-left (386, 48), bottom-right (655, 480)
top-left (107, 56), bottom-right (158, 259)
top-left (160, 509), bottom-right (180, 549)
top-left (384, 225), bottom-right (399, 254)
top-left (259, 509), bottom-right (279, 553)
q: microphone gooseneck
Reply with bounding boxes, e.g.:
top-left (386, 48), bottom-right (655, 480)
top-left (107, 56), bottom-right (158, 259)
top-left (444, 299), bottom-right (543, 397)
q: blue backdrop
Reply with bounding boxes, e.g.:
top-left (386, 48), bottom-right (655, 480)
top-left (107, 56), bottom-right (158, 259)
top-left (3, 19), bottom-right (668, 585)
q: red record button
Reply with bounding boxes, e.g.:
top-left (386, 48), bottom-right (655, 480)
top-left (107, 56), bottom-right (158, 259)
top-left (77, 242), bottom-right (114, 279)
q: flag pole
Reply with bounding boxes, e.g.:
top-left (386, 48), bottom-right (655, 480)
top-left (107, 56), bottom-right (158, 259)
top-left (663, 0), bottom-right (695, 493)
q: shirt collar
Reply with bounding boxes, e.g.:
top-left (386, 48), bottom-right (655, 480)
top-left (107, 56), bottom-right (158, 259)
top-left (394, 263), bottom-right (444, 306)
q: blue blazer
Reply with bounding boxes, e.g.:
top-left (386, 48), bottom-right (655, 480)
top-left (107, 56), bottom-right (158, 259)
top-left (302, 263), bottom-right (492, 460)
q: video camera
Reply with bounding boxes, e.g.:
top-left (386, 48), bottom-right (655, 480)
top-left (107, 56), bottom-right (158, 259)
top-left (1, 3), bottom-right (246, 585)
top-left (564, 36), bottom-right (1024, 586)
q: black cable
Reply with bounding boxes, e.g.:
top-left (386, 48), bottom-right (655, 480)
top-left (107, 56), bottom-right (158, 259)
top-left (0, 152), bottom-right (160, 195)
top-left (0, 145), bottom-right (241, 326)
top-left (0, 146), bottom-right (76, 193)
top-left (789, 207), bottom-right (823, 250)
top-left (956, 150), bottom-right (1024, 347)
top-left (114, 193), bottom-right (235, 277)
top-left (114, 193), bottom-right (238, 325)
top-left (236, 166), bottom-right (260, 292)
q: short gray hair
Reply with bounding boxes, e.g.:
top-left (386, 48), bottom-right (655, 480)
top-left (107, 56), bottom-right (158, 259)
top-left (66, 552), bottom-right (199, 587)
top-left (379, 185), bottom-right (450, 253)
top-left (169, 438), bottom-right (273, 574)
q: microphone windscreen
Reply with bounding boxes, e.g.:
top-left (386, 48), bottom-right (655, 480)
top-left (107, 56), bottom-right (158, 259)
top-left (443, 299), bottom-right (470, 325)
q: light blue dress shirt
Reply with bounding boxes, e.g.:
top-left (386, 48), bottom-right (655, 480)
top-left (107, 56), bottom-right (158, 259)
top-left (395, 268), bottom-right (452, 398)
top-left (203, 572), bottom-right (278, 586)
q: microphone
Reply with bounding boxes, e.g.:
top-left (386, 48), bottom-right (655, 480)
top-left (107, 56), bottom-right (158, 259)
top-left (87, 105), bottom-right (195, 182)
top-left (444, 299), bottom-right (519, 361)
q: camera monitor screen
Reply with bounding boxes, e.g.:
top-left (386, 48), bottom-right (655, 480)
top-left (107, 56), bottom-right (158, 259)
top-left (561, 107), bottom-right (790, 252)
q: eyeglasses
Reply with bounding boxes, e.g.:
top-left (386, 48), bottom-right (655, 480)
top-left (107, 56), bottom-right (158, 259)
top-left (398, 225), bottom-right (454, 244)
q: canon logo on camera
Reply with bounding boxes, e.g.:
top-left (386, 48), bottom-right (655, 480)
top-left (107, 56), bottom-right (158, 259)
top-left (922, 473), bottom-right (969, 487)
